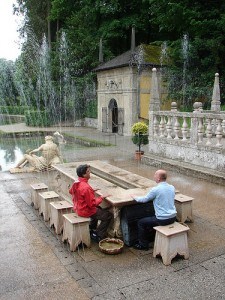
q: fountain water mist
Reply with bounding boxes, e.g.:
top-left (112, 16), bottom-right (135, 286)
top-left (160, 41), bottom-right (168, 69)
top-left (37, 35), bottom-right (58, 122)
top-left (159, 35), bottom-right (191, 107)
top-left (59, 32), bottom-right (75, 123)
top-left (182, 34), bottom-right (189, 107)
top-left (159, 41), bottom-right (169, 103)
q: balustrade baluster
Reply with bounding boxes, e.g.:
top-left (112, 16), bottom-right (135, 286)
top-left (153, 116), bottom-right (159, 137)
top-left (197, 118), bottom-right (204, 143)
top-left (166, 116), bottom-right (172, 139)
top-left (159, 116), bottom-right (165, 137)
top-left (211, 118), bottom-right (216, 134)
top-left (216, 119), bottom-right (223, 147)
top-left (174, 116), bottom-right (180, 140)
top-left (182, 117), bottom-right (188, 140)
top-left (222, 120), bottom-right (225, 134)
top-left (206, 119), bottom-right (212, 146)
top-left (164, 117), bottom-right (168, 137)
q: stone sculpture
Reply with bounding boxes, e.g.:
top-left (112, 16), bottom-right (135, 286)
top-left (53, 131), bottom-right (66, 144)
top-left (10, 135), bottom-right (63, 173)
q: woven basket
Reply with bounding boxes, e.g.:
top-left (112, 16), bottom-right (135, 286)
top-left (99, 238), bottom-right (124, 255)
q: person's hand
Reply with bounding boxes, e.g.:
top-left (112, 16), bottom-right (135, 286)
top-left (102, 194), bottom-right (112, 199)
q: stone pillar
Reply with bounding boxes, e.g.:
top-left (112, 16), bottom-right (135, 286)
top-left (211, 73), bottom-right (221, 112)
top-left (190, 102), bottom-right (199, 144)
top-left (149, 68), bottom-right (160, 140)
top-left (149, 68), bottom-right (160, 112)
top-left (149, 111), bottom-right (154, 138)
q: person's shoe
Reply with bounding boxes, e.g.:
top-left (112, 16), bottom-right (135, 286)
top-left (90, 232), bottom-right (101, 243)
top-left (90, 229), bottom-right (96, 235)
top-left (133, 243), bottom-right (149, 251)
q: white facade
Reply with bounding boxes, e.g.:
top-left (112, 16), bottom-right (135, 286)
top-left (96, 66), bottom-right (138, 136)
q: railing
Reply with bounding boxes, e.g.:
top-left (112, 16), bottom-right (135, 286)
top-left (0, 114), bottom-right (25, 124)
top-left (149, 110), bottom-right (225, 148)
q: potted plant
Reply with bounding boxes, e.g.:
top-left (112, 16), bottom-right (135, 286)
top-left (131, 122), bottom-right (149, 160)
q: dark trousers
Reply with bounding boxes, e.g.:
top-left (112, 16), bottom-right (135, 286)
top-left (137, 215), bottom-right (176, 247)
top-left (90, 207), bottom-right (113, 239)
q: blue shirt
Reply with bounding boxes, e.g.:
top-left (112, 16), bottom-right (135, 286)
top-left (134, 182), bottom-right (177, 220)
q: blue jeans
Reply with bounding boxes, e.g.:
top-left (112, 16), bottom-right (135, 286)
top-left (137, 216), bottom-right (176, 247)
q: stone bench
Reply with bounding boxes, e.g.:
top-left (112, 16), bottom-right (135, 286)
top-left (30, 182), bottom-right (48, 209)
top-left (153, 222), bottom-right (189, 266)
top-left (39, 191), bottom-right (60, 221)
top-left (175, 193), bottom-right (194, 223)
top-left (50, 200), bottom-right (73, 234)
top-left (62, 213), bottom-right (90, 251)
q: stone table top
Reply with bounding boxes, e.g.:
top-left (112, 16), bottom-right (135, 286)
top-left (53, 161), bottom-right (156, 207)
top-left (53, 161), bottom-right (187, 208)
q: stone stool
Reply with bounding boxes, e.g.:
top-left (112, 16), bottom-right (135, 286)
top-left (62, 213), bottom-right (90, 251)
top-left (153, 222), bottom-right (189, 266)
top-left (50, 200), bottom-right (73, 234)
top-left (175, 193), bottom-right (194, 223)
top-left (39, 191), bottom-right (60, 221)
top-left (30, 182), bottom-right (48, 209)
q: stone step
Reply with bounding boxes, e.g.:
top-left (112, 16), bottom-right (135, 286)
top-left (142, 153), bottom-right (225, 185)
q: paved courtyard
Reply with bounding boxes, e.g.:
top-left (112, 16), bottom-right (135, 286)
top-left (1, 124), bottom-right (225, 299)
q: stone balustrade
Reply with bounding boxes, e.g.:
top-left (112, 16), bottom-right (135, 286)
top-left (148, 107), bottom-right (225, 172)
top-left (150, 110), bottom-right (225, 148)
top-left (145, 71), bottom-right (225, 174)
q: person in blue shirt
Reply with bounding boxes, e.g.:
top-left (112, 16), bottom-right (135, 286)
top-left (131, 169), bottom-right (177, 250)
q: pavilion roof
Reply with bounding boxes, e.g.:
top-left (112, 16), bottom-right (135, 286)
top-left (93, 44), bottom-right (164, 72)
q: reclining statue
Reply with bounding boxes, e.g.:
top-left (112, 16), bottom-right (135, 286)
top-left (11, 135), bottom-right (63, 173)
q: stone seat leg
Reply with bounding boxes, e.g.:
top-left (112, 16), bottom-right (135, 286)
top-left (62, 213), bottom-right (90, 251)
top-left (49, 200), bottom-right (73, 234)
top-left (175, 193), bottom-right (194, 223)
top-left (153, 222), bottom-right (189, 266)
top-left (30, 183), bottom-right (48, 209)
top-left (39, 191), bottom-right (60, 222)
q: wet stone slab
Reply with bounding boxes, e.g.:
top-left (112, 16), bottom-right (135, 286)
top-left (2, 157), bottom-right (225, 299)
top-left (0, 278), bottom-right (89, 300)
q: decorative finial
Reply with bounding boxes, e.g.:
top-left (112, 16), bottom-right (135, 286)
top-left (99, 38), bottom-right (103, 63)
top-left (131, 26), bottom-right (135, 52)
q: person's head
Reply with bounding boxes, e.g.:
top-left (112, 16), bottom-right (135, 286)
top-left (45, 136), bottom-right (54, 142)
top-left (153, 169), bottom-right (167, 183)
top-left (76, 164), bottom-right (91, 179)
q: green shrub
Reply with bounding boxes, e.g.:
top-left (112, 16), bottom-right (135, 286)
top-left (131, 122), bottom-right (149, 152)
top-left (25, 110), bottom-right (52, 127)
top-left (131, 122), bottom-right (148, 135)
top-left (0, 105), bottom-right (33, 115)
top-left (85, 100), bottom-right (97, 118)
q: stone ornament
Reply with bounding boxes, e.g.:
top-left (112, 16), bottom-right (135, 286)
top-left (10, 135), bottom-right (63, 173)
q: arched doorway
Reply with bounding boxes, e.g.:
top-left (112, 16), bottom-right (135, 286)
top-left (108, 99), bottom-right (118, 133)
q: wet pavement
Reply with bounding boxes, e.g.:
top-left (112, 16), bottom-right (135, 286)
top-left (1, 124), bottom-right (225, 299)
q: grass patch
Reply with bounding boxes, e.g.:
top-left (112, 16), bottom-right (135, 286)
top-left (63, 133), bottom-right (113, 147)
top-left (0, 131), bottom-right (114, 147)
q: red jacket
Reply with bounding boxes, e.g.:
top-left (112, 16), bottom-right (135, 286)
top-left (69, 177), bottom-right (103, 217)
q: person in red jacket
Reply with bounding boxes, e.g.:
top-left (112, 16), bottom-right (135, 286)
top-left (69, 164), bottom-right (113, 242)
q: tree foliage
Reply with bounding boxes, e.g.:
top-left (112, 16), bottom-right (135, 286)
top-left (147, 0), bottom-right (225, 105)
top-left (2, 0), bottom-right (225, 114)
top-left (0, 59), bottom-right (18, 106)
